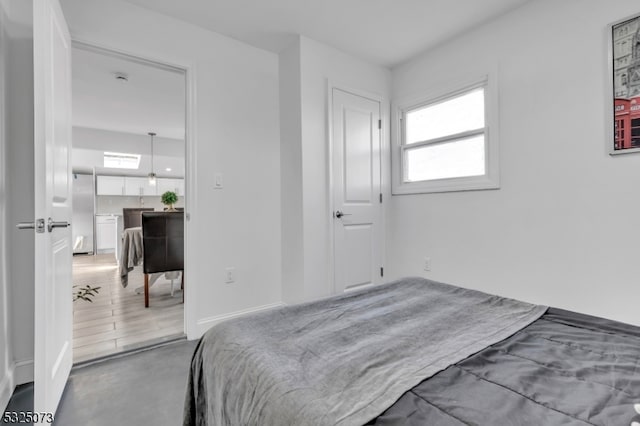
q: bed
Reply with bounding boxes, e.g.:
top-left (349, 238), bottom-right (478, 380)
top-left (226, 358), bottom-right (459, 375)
top-left (183, 277), bottom-right (640, 426)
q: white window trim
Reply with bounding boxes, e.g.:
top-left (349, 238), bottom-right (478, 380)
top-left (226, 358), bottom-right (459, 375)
top-left (391, 73), bottom-right (500, 195)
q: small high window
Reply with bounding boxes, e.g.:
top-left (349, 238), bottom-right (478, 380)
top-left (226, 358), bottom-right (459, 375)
top-left (392, 76), bottom-right (499, 194)
top-left (103, 152), bottom-right (141, 169)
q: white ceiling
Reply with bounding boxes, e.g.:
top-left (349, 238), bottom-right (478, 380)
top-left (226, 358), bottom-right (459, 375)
top-left (72, 46), bottom-right (186, 139)
top-left (72, 127), bottom-right (185, 177)
top-left (123, 0), bottom-right (531, 68)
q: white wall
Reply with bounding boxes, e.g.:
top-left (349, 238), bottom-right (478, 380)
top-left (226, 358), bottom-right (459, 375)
top-left (0, 0), bottom-right (36, 404)
top-left (280, 36), bottom-right (391, 303)
top-left (279, 39), bottom-right (305, 303)
top-left (60, 0), bottom-right (282, 336)
top-left (389, 0), bottom-right (640, 326)
top-left (0, 0), bottom-right (11, 410)
top-left (4, 0), bottom-right (35, 391)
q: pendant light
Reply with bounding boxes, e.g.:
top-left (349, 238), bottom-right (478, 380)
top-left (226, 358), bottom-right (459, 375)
top-left (148, 132), bottom-right (157, 186)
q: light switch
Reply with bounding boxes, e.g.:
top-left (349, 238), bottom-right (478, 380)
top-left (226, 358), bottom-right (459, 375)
top-left (214, 173), bottom-right (223, 189)
top-left (225, 267), bottom-right (235, 283)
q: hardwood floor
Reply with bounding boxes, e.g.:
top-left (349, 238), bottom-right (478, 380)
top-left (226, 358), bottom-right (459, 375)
top-left (72, 254), bottom-right (184, 363)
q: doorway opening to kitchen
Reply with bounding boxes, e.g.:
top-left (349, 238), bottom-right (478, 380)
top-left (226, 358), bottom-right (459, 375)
top-left (71, 43), bottom-right (187, 363)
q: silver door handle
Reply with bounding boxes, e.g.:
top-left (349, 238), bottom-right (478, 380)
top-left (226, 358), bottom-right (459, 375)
top-left (48, 218), bottom-right (70, 232)
top-left (17, 218), bottom-right (46, 233)
top-left (335, 210), bottom-right (352, 219)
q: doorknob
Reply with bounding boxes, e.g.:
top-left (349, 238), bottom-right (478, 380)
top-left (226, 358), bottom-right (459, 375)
top-left (17, 218), bottom-right (46, 233)
top-left (47, 218), bottom-right (70, 233)
top-left (335, 210), bottom-right (352, 219)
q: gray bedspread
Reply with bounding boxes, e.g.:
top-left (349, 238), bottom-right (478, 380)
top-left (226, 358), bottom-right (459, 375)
top-left (184, 277), bottom-right (547, 426)
top-left (369, 308), bottom-right (640, 425)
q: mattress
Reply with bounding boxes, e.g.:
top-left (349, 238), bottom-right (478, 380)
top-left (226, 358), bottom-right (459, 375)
top-left (183, 279), bottom-right (640, 425)
top-left (369, 308), bottom-right (640, 425)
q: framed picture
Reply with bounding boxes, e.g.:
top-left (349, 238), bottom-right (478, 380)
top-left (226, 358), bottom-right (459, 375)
top-left (610, 13), bottom-right (640, 154)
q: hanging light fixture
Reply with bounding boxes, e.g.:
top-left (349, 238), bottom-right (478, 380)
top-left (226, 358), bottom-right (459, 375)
top-left (148, 132), bottom-right (157, 186)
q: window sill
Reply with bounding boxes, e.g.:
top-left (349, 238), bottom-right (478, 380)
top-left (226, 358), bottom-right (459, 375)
top-left (392, 174), bottom-right (499, 195)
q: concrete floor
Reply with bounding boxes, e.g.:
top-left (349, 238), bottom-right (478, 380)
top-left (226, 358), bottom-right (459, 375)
top-left (1, 384), bottom-right (32, 424)
top-left (2, 340), bottom-right (198, 426)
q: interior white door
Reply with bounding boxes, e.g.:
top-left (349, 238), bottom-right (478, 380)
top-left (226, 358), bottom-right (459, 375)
top-left (332, 88), bottom-right (383, 293)
top-left (33, 0), bottom-right (73, 416)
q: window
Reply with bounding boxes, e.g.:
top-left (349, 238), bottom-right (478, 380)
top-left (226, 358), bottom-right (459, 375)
top-left (103, 152), bottom-right (141, 169)
top-left (392, 76), bottom-right (499, 194)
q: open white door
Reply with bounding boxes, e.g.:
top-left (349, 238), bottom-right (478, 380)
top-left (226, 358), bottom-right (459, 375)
top-left (332, 88), bottom-right (383, 293)
top-left (33, 0), bottom-right (73, 415)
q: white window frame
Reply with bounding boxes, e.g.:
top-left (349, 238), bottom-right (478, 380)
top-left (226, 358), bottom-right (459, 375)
top-left (391, 73), bottom-right (500, 194)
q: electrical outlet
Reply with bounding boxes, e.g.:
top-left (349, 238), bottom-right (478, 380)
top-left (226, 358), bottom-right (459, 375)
top-left (225, 267), bottom-right (235, 283)
top-left (423, 257), bottom-right (431, 272)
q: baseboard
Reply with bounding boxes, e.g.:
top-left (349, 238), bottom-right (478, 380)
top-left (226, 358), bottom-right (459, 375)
top-left (0, 363), bottom-right (15, 413)
top-left (12, 359), bottom-right (33, 386)
top-left (0, 359), bottom-right (33, 412)
top-left (196, 302), bottom-right (285, 336)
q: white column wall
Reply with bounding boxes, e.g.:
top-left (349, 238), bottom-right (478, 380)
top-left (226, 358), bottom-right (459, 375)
top-left (280, 36), bottom-right (391, 303)
top-left (279, 39), bottom-right (305, 303)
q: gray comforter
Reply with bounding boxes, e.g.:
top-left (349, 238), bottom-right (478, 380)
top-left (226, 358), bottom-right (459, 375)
top-left (369, 308), bottom-right (640, 425)
top-left (184, 277), bottom-right (547, 426)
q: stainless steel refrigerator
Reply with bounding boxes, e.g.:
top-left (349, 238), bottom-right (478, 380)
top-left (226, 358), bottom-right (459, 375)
top-left (72, 173), bottom-right (95, 254)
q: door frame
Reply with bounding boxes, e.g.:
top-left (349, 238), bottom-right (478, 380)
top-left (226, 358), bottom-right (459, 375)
top-left (68, 38), bottom-right (199, 339)
top-left (326, 81), bottom-right (387, 295)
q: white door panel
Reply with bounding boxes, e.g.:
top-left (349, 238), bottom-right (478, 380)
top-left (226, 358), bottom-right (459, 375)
top-left (332, 89), bottom-right (382, 293)
top-left (343, 224), bottom-right (374, 287)
top-left (344, 108), bottom-right (373, 203)
top-left (33, 0), bottom-right (73, 416)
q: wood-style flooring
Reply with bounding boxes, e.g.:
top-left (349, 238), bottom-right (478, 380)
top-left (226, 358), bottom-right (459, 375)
top-left (72, 254), bottom-right (184, 363)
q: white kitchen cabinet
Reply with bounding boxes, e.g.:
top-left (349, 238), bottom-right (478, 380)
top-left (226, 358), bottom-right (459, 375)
top-left (157, 178), bottom-right (185, 196)
top-left (144, 178), bottom-right (159, 196)
top-left (97, 175), bottom-right (183, 197)
top-left (124, 176), bottom-right (157, 196)
top-left (96, 176), bottom-right (125, 195)
top-left (175, 179), bottom-right (185, 196)
top-left (95, 215), bottom-right (118, 256)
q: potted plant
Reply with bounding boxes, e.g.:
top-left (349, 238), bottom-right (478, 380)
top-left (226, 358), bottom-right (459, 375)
top-left (161, 190), bottom-right (178, 211)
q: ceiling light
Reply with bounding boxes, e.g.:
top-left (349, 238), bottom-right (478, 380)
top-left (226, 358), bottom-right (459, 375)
top-left (165, 167), bottom-right (172, 172)
top-left (148, 132), bottom-right (157, 186)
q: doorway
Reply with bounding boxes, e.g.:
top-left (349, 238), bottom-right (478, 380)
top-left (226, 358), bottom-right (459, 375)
top-left (70, 43), bottom-right (188, 363)
top-left (331, 87), bottom-right (384, 293)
